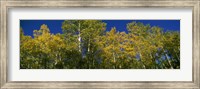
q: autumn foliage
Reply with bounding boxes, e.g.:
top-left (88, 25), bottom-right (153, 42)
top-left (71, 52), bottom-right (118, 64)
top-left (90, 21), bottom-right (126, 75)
top-left (20, 20), bottom-right (180, 69)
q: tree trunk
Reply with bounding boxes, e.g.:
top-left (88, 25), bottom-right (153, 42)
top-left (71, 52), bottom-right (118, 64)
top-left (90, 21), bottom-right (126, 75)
top-left (78, 22), bottom-right (81, 53)
top-left (44, 57), bottom-right (47, 69)
top-left (165, 53), bottom-right (173, 69)
top-left (88, 37), bottom-right (90, 52)
top-left (139, 53), bottom-right (146, 69)
top-left (174, 49), bottom-right (180, 62)
top-left (112, 41), bottom-right (116, 69)
top-left (150, 52), bottom-right (156, 68)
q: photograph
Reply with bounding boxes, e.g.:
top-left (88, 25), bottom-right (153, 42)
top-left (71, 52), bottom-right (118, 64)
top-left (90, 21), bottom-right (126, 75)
top-left (1, 0), bottom-right (199, 88)
top-left (20, 20), bottom-right (180, 69)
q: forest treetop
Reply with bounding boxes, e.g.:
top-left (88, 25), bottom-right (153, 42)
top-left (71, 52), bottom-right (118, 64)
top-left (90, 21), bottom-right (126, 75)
top-left (20, 20), bottom-right (180, 69)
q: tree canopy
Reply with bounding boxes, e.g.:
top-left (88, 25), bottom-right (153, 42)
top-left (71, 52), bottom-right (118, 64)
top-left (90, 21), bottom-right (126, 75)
top-left (20, 20), bottom-right (180, 69)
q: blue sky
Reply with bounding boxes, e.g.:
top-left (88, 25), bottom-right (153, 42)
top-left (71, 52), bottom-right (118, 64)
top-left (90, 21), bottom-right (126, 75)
top-left (20, 20), bottom-right (180, 37)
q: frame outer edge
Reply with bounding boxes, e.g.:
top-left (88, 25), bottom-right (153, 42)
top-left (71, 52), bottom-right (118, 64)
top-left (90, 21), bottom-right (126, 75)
top-left (198, 1), bottom-right (200, 88)
top-left (193, 1), bottom-right (198, 88)
top-left (1, 0), bottom-right (200, 89)
top-left (198, 1), bottom-right (200, 89)
top-left (0, 0), bottom-right (3, 88)
top-left (3, 0), bottom-right (200, 1)
top-left (0, 0), bottom-right (1, 88)
top-left (2, 0), bottom-right (198, 7)
top-left (1, 0), bottom-right (7, 89)
top-left (194, 0), bottom-right (200, 88)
